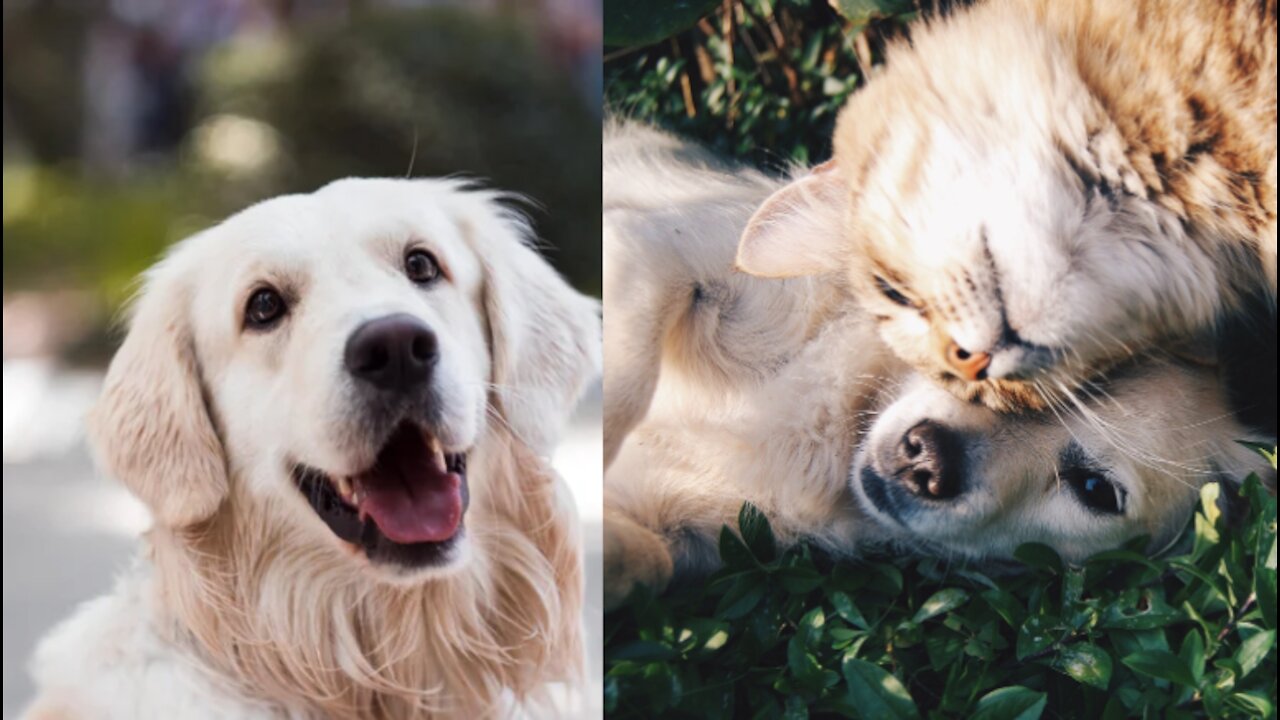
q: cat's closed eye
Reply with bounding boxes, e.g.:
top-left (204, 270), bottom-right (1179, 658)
top-left (874, 275), bottom-right (917, 309)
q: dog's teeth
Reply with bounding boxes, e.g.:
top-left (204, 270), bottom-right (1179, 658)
top-left (336, 476), bottom-right (353, 500)
top-left (428, 436), bottom-right (447, 474)
top-left (351, 489), bottom-right (363, 505)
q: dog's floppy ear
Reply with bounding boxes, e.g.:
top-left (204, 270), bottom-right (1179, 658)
top-left (89, 261), bottom-right (228, 527)
top-left (458, 193), bottom-right (602, 453)
top-left (736, 160), bottom-right (848, 278)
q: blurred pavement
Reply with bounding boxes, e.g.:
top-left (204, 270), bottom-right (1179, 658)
top-left (2, 360), bottom-right (603, 718)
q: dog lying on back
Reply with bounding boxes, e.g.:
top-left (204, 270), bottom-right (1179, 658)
top-left (603, 124), bottom-right (1274, 608)
top-left (736, 0), bottom-right (1276, 413)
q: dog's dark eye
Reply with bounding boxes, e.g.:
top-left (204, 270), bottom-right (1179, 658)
top-left (245, 288), bottom-right (286, 329)
top-left (874, 275), bottom-right (914, 308)
top-left (1066, 470), bottom-right (1126, 515)
top-left (405, 249), bottom-right (441, 285)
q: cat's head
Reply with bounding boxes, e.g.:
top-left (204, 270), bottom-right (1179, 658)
top-left (734, 10), bottom-right (1229, 411)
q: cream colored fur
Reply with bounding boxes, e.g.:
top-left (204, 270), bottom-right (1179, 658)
top-left (737, 0), bottom-right (1276, 411)
top-left (25, 179), bottom-right (599, 718)
top-left (604, 124), bottom-right (1274, 608)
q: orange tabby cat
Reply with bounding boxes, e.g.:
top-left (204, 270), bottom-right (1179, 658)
top-left (738, 0), bottom-right (1276, 410)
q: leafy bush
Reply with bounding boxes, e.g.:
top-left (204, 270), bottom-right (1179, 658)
top-left (604, 447), bottom-right (1278, 719)
top-left (603, 0), bottom-right (922, 167)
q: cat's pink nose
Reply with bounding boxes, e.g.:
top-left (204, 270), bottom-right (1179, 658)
top-left (945, 341), bottom-right (990, 381)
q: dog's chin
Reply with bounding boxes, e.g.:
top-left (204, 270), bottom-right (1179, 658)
top-left (850, 459), bottom-right (910, 530)
top-left (290, 419), bottom-right (472, 579)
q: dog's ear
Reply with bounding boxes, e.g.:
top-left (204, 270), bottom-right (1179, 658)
top-left (736, 160), bottom-right (848, 278)
top-left (89, 262), bottom-right (228, 527)
top-left (458, 193), bottom-right (601, 453)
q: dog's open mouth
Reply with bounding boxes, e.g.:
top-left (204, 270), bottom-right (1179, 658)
top-left (291, 421), bottom-right (470, 568)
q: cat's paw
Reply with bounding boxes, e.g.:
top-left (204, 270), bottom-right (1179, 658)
top-left (603, 512), bottom-right (673, 611)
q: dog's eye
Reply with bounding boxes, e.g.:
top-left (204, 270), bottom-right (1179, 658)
top-left (245, 288), bottom-right (286, 329)
top-left (874, 275), bottom-right (915, 308)
top-left (1066, 470), bottom-right (1126, 515)
top-left (405, 249), bottom-right (441, 285)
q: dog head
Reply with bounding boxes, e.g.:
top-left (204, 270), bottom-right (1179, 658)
top-left (90, 178), bottom-right (600, 583)
top-left (850, 359), bottom-right (1274, 563)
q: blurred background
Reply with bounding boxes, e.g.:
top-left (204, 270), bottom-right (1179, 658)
top-left (1, 0), bottom-right (602, 716)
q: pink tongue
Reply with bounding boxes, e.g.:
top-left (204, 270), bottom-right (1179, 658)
top-left (355, 428), bottom-right (462, 544)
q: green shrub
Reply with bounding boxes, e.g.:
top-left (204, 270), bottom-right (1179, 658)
top-left (604, 0), bottom-right (919, 167)
top-left (604, 446), bottom-right (1278, 719)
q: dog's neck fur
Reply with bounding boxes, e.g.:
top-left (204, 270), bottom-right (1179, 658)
top-left (146, 425), bottom-right (582, 719)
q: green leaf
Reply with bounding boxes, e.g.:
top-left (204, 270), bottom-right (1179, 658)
top-left (1016, 615), bottom-right (1057, 660)
top-left (719, 525), bottom-right (758, 570)
top-left (714, 573), bottom-right (766, 619)
top-left (1055, 643), bottom-right (1113, 690)
top-left (739, 502), bottom-right (778, 563)
top-left (610, 640), bottom-right (679, 662)
top-left (925, 631), bottom-right (965, 670)
top-left (970, 686), bottom-right (1047, 720)
top-left (841, 657), bottom-right (920, 720)
top-left (1086, 549), bottom-right (1166, 574)
top-left (1256, 567), bottom-right (1277, 629)
top-left (1179, 628), bottom-right (1206, 684)
top-left (1195, 483), bottom-right (1223, 553)
top-left (913, 588), bottom-right (970, 623)
top-left (777, 565), bottom-right (824, 594)
top-left (1168, 557), bottom-right (1229, 604)
top-left (797, 606), bottom-right (827, 647)
top-left (1121, 650), bottom-right (1198, 688)
top-left (603, 0), bottom-right (721, 47)
top-left (830, 0), bottom-right (915, 31)
top-left (831, 591), bottom-right (871, 631)
top-left (641, 661), bottom-right (682, 710)
top-left (788, 635), bottom-right (824, 685)
top-left (1233, 627), bottom-right (1275, 679)
top-left (783, 694), bottom-right (810, 719)
top-left (1014, 543), bottom-right (1063, 575)
top-left (1100, 590), bottom-right (1181, 630)
top-left (867, 563), bottom-right (905, 594)
top-left (982, 589), bottom-right (1027, 628)
top-left (1225, 690), bottom-right (1274, 717)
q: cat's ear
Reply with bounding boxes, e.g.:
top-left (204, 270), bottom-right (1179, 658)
top-left (736, 160), bottom-right (847, 278)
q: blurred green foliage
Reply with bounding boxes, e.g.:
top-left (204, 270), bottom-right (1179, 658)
top-left (604, 0), bottom-right (917, 167)
top-left (4, 5), bottom-right (600, 350)
top-left (2, 166), bottom-right (215, 306)
top-left (200, 7), bottom-right (601, 292)
top-left (605, 446), bottom-right (1279, 719)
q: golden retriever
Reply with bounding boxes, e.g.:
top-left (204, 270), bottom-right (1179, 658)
top-left (24, 179), bottom-right (600, 719)
top-left (603, 123), bottom-right (1274, 608)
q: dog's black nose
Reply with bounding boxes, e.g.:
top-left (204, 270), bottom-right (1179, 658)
top-left (344, 314), bottom-right (438, 393)
top-left (892, 421), bottom-right (963, 500)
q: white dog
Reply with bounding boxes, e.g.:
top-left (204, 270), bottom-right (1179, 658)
top-left (24, 179), bottom-right (600, 719)
top-left (602, 124), bottom-right (1274, 608)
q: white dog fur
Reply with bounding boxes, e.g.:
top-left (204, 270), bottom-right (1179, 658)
top-left (24, 178), bottom-right (600, 719)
